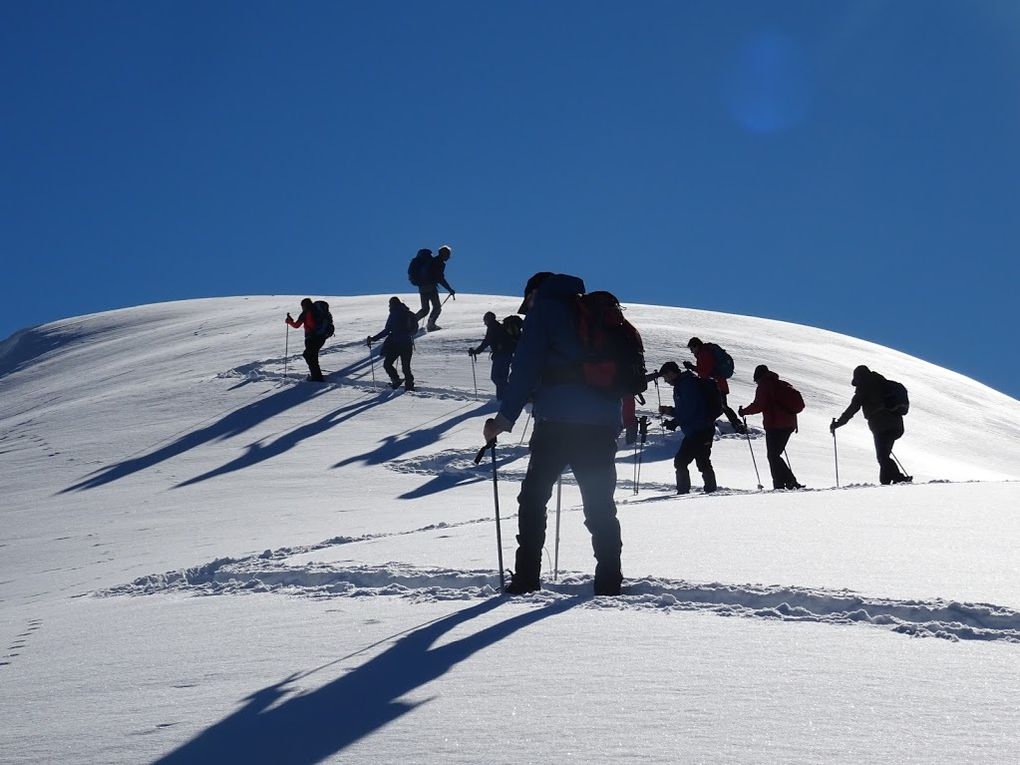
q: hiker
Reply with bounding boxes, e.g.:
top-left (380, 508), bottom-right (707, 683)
top-left (684, 336), bottom-right (744, 433)
top-left (738, 365), bottom-right (805, 490)
top-left (285, 298), bottom-right (333, 382)
top-left (483, 273), bottom-right (639, 596)
top-left (468, 312), bottom-right (520, 401)
top-left (657, 361), bottom-right (718, 495)
top-left (830, 365), bottom-right (912, 484)
top-left (366, 297), bottom-right (418, 391)
top-left (409, 245), bottom-right (455, 331)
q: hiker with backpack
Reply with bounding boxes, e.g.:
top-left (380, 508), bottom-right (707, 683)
top-left (408, 245), bottom-right (455, 331)
top-left (684, 337), bottom-right (745, 433)
top-left (656, 361), bottom-right (720, 495)
top-left (830, 365), bottom-right (912, 485)
top-left (482, 273), bottom-right (647, 596)
top-left (366, 297), bottom-right (418, 391)
top-left (737, 365), bottom-right (805, 490)
top-left (468, 312), bottom-right (521, 401)
top-left (285, 298), bottom-right (334, 383)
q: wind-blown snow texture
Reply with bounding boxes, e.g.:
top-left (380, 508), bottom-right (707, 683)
top-left (2, 295), bottom-right (1020, 763)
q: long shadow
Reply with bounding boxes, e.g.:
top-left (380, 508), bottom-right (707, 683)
top-left (155, 596), bottom-right (578, 764)
top-left (60, 384), bottom-right (331, 493)
top-left (175, 392), bottom-right (395, 488)
top-left (334, 401), bottom-right (495, 471)
top-left (397, 450), bottom-right (521, 500)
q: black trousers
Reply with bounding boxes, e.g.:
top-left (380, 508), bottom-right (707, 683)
top-left (303, 335), bottom-right (326, 380)
top-left (674, 427), bottom-right (716, 493)
top-left (765, 428), bottom-right (799, 489)
top-left (873, 421), bottom-right (907, 484)
top-left (382, 340), bottom-right (413, 384)
top-left (415, 287), bottom-right (442, 327)
top-left (514, 420), bottom-right (621, 590)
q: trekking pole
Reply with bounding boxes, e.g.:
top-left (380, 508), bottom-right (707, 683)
top-left (743, 416), bottom-right (763, 490)
top-left (553, 474), bottom-right (562, 581)
top-left (470, 352), bottom-right (478, 396)
top-left (784, 449), bottom-right (793, 473)
top-left (442, 293), bottom-right (454, 306)
top-left (283, 325), bottom-right (290, 383)
top-left (634, 415), bottom-right (649, 494)
top-left (367, 340), bottom-right (376, 387)
top-left (474, 438), bottom-right (505, 590)
top-left (831, 419), bottom-right (840, 488)
top-left (518, 411), bottom-right (532, 446)
top-left (891, 451), bottom-right (909, 479)
top-left (654, 379), bottom-right (665, 435)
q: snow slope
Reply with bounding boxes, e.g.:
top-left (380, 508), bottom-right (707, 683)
top-left (2, 295), bottom-right (1020, 764)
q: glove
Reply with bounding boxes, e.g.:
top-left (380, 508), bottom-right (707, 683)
top-left (829, 420), bottom-right (838, 434)
top-left (663, 419), bottom-right (678, 432)
top-left (737, 406), bottom-right (745, 417)
top-left (285, 313), bottom-right (292, 323)
top-left (624, 424), bottom-right (637, 445)
top-left (683, 360), bottom-right (695, 372)
top-left (468, 348), bottom-right (476, 357)
top-left (366, 335), bottom-right (372, 347)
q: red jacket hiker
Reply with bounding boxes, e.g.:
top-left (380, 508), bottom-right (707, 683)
top-left (286, 305), bottom-right (318, 335)
top-left (740, 369), bottom-right (798, 431)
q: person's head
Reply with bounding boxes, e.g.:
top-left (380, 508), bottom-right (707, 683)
top-left (483, 311), bottom-right (496, 325)
top-left (437, 245), bottom-right (451, 261)
top-left (389, 296), bottom-right (401, 308)
top-left (301, 298), bottom-right (313, 310)
top-left (753, 364), bottom-right (770, 382)
top-left (687, 337), bottom-right (703, 354)
top-left (852, 365), bottom-right (871, 386)
top-left (518, 271), bottom-right (554, 314)
top-left (659, 361), bottom-right (681, 384)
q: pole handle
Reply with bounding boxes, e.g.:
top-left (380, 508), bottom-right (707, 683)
top-left (474, 439), bottom-right (496, 465)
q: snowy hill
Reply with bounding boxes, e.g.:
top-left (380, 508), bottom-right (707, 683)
top-left (3, 295), bottom-right (1020, 763)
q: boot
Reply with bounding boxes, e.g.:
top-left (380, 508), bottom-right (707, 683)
top-left (675, 468), bottom-right (691, 495)
top-left (703, 467), bottom-right (717, 494)
top-left (505, 546), bottom-right (541, 595)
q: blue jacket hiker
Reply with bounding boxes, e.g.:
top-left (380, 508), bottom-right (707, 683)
top-left (658, 361), bottom-right (718, 495)
top-left (483, 272), bottom-right (624, 597)
top-left (468, 311), bottom-right (514, 401)
top-left (367, 297), bottom-right (417, 391)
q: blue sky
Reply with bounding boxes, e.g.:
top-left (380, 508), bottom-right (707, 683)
top-left (3, 1), bottom-right (1018, 397)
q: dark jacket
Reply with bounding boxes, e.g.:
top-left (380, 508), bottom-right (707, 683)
top-left (742, 371), bottom-right (798, 431)
top-left (421, 258), bottom-right (453, 293)
top-left (497, 274), bottom-right (622, 431)
top-left (835, 369), bottom-right (901, 433)
top-left (671, 370), bottom-right (716, 436)
top-left (370, 303), bottom-right (416, 348)
top-left (474, 322), bottom-right (513, 356)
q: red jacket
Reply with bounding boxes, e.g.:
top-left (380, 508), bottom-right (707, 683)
top-left (287, 308), bottom-right (318, 336)
top-left (741, 371), bottom-right (798, 431)
top-left (693, 346), bottom-right (729, 395)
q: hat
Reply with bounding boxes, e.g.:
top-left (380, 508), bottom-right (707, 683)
top-left (518, 271), bottom-right (554, 314)
top-left (437, 245), bottom-right (451, 258)
top-left (483, 311), bottom-right (496, 322)
top-left (659, 361), bottom-right (681, 376)
top-left (301, 298), bottom-right (313, 308)
top-left (753, 364), bottom-right (769, 382)
top-left (851, 365), bottom-right (870, 386)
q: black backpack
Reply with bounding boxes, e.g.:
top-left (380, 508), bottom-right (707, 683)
top-left (312, 300), bottom-right (334, 339)
top-left (704, 342), bottom-right (735, 379)
top-left (573, 291), bottom-right (648, 398)
top-left (501, 315), bottom-right (524, 352)
top-left (700, 376), bottom-right (724, 420)
top-left (884, 379), bottom-right (910, 415)
top-left (403, 303), bottom-right (419, 334)
top-left (407, 249), bottom-right (434, 287)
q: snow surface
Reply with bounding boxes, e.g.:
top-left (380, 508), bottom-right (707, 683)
top-left (2, 294), bottom-right (1020, 764)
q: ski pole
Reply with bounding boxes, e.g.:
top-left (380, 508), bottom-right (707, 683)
top-left (891, 451), bottom-right (909, 479)
top-left (283, 325), bottom-right (289, 383)
top-left (654, 378), bottom-right (665, 435)
top-left (518, 410), bottom-right (532, 446)
top-left (367, 339), bottom-right (376, 387)
top-left (474, 438), bottom-right (505, 590)
top-left (442, 292), bottom-right (454, 306)
top-left (784, 448), bottom-right (793, 473)
top-left (831, 419), bottom-right (840, 488)
top-left (470, 352), bottom-right (478, 396)
top-left (634, 415), bottom-right (649, 494)
top-left (743, 416), bottom-right (763, 490)
top-left (553, 474), bottom-right (562, 581)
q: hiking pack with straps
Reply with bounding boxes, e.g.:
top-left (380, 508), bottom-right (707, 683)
top-left (775, 379), bottom-right (805, 414)
top-left (704, 342), bottom-right (734, 379)
top-left (401, 302), bottom-right (419, 334)
top-left (312, 300), bottom-right (335, 339)
top-left (699, 376), bottom-right (724, 420)
top-left (883, 379), bottom-right (910, 415)
top-left (501, 315), bottom-right (524, 351)
top-left (407, 249), bottom-right (434, 287)
top-left (573, 291), bottom-right (648, 398)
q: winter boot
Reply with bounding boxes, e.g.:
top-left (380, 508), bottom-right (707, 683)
top-left (675, 468), bottom-right (691, 495)
top-left (389, 377), bottom-right (403, 389)
top-left (702, 467), bottom-right (718, 494)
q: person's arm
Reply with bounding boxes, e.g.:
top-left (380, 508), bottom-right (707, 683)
top-left (286, 311), bottom-right (304, 328)
top-left (471, 326), bottom-right (494, 355)
top-left (739, 384), bottom-right (766, 417)
top-left (832, 394), bottom-right (862, 429)
top-left (435, 262), bottom-right (454, 294)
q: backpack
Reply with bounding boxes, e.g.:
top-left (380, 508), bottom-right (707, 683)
top-left (312, 300), bottom-right (335, 339)
top-left (774, 379), bottom-right (805, 414)
top-left (407, 249), bottom-right (434, 287)
top-left (705, 342), bottom-right (734, 379)
top-left (573, 291), bottom-right (648, 398)
top-left (501, 315), bottom-right (524, 351)
top-left (700, 376), bottom-right (724, 420)
top-left (402, 303), bottom-right (419, 334)
top-left (884, 379), bottom-right (910, 415)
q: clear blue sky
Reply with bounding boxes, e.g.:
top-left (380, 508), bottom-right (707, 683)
top-left (3, 1), bottom-right (1018, 397)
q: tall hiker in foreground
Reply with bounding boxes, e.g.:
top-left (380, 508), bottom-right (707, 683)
top-left (482, 273), bottom-right (646, 596)
top-left (367, 297), bottom-right (418, 391)
top-left (738, 365), bottom-right (805, 490)
top-left (285, 298), bottom-right (334, 383)
top-left (408, 245), bottom-right (455, 331)
top-left (657, 361), bottom-right (719, 494)
top-left (684, 337), bottom-right (745, 433)
top-left (830, 365), bottom-right (912, 485)
top-left (468, 311), bottom-right (521, 401)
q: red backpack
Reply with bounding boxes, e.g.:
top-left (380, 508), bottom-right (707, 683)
top-left (774, 379), bottom-right (805, 414)
top-left (573, 291), bottom-right (648, 398)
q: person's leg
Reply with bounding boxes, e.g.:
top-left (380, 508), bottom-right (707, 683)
top-left (765, 429), bottom-right (795, 488)
top-left (427, 289), bottom-right (442, 328)
top-left (873, 428), bottom-right (898, 484)
top-left (568, 424), bottom-right (622, 595)
top-left (400, 344), bottom-right (414, 389)
top-left (691, 429), bottom-right (717, 492)
top-left (491, 353), bottom-right (511, 400)
top-left (303, 336), bottom-right (325, 380)
top-left (721, 391), bottom-right (744, 432)
top-left (510, 422), bottom-right (570, 591)
top-left (674, 436), bottom-right (695, 494)
top-left (415, 289), bottom-right (431, 320)
top-left (382, 344), bottom-right (401, 386)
